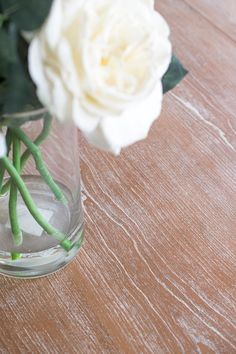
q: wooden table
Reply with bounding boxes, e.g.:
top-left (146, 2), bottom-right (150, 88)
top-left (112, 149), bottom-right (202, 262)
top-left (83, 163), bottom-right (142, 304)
top-left (1, 1), bottom-right (236, 352)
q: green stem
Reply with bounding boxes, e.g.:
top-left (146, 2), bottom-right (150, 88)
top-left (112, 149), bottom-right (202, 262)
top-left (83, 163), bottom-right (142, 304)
top-left (10, 126), bottom-right (66, 203)
top-left (21, 114), bottom-right (52, 170)
top-left (11, 252), bottom-right (22, 261)
top-left (9, 134), bottom-right (22, 246)
top-left (0, 162), bottom-right (4, 192)
top-left (6, 129), bottom-right (13, 153)
top-left (1, 156), bottom-right (71, 251)
top-left (1, 115), bottom-right (52, 195)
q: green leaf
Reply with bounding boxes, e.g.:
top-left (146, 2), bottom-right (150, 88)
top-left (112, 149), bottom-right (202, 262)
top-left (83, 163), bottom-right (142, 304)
top-left (0, 22), bottom-right (41, 115)
top-left (0, 80), bottom-right (6, 113)
top-left (0, 14), bottom-right (7, 28)
top-left (0, 27), bottom-right (17, 77)
top-left (1, 0), bottom-right (53, 31)
top-left (162, 55), bottom-right (188, 94)
top-left (3, 62), bottom-right (39, 114)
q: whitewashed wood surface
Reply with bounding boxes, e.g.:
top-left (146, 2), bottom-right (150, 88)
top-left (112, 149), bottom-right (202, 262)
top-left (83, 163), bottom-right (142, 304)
top-left (0, 0), bottom-right (236, 353)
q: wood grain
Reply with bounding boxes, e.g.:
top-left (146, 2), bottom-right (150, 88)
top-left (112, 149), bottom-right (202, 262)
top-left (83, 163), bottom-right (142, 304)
top-left (0, 0), bottom-right (236, 353)
top-left (183, 0), bottom-right (236, 41)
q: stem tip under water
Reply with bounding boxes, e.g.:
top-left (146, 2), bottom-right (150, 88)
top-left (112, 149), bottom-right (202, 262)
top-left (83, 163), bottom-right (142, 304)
top-left (11, 252), bottom-right (22, 261)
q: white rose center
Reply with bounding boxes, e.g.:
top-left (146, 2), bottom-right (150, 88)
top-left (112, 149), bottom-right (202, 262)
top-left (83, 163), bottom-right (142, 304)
top-left (74, 1), bottom-right (159, 115)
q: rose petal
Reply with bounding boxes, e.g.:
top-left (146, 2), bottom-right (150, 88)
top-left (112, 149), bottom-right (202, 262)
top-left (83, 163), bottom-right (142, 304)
top-left (154, 37), bottom-right (172, 79)
top-left (45, 68), bottom-right (73, 122)
top-left (84, 81), bottom-right (163, 155)
top-left (28, 37), bottom-right (51, 108)
top-left (73, 98), bottom-right (100, 133)
top-left (44, 0), bottom-right (64, 49)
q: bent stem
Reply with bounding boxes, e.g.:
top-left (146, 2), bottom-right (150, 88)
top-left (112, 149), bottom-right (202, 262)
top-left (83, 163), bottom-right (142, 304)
top-left (9, 134), bottom-right (23, 246)
top-left (10, 126), bottom-right (66, 203)
top-left (1, 114), bottom-right (52, 195)
top-left (21, 114), bottom-right (52, 169)
top-left (1, 156), bottom-right (72, 251)
top-left (0, 162), bottom-right (4, 192)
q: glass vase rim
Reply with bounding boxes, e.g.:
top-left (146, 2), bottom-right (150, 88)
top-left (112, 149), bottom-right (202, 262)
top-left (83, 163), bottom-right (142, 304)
top-left (3, 107), bottom-right (48, 120)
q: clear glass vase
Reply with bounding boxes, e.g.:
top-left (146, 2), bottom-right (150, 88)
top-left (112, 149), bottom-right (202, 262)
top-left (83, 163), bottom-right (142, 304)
top-left (0, 109), bottom-right (84, 278)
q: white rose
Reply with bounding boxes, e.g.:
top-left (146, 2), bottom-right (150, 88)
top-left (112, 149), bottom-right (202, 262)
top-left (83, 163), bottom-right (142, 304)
top-left (0, 132), bottom-right (7, 158)
top-left (29, 0), bottom-right (171, 154)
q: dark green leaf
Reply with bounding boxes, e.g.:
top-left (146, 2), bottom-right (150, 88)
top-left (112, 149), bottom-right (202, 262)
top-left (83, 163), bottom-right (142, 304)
top-left (0, 27), bottom-right (17, 76)
top-left (162, 55), bottom-right (188, 94)
top-left (0, 80), bottom-right (6, 109)
top-left (0, 22), bottom-right (41, 115)
top-left (1, 0), bottom-right (53, 31)
top-left (3, 63), bottom-right (40, 114)
top-left (0, 14), bottom-right (7, 27)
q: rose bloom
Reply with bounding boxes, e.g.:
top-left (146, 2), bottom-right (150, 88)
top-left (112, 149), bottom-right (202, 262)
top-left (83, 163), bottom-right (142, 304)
top-left (29, 0), bottom-right (171, 154)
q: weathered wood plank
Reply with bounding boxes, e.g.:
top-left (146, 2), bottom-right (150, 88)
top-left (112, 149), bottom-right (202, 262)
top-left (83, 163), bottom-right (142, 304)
top-left (0, 0), bottom-right (235, 353)
top-left (183, 0), bottom-right (236, 41)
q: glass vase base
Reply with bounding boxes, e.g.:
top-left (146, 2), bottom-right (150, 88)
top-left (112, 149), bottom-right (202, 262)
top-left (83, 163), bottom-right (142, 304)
top-left (0, 232), bottom-right (84, 278)
top-left (0, 176), bottom-right (84, 278)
